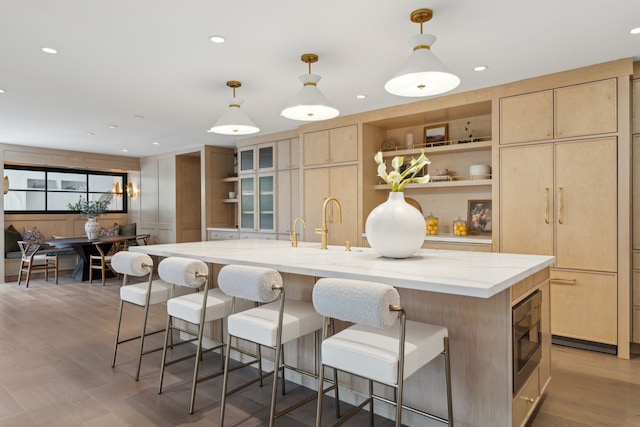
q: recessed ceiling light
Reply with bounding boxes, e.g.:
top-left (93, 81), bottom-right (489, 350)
top-left (122, 149), bottom-right (129, 152)
top-left (0, 89), bottom-right (5, 93)
top-left (108, 124), bottom-right (118, 129)
top-left (85, 132), bottom-right (94, 136)
top-left (631, 27), bottom-right (640, 35)
top-left (41, 47), bottom-right (58, 54)
top-left (152, 142), bottom-right (160, 145)
top-left (473, 65), bottom-right (488, 71)
top-left (133, 115), bottom-right (144, 119)
top-left (356, 94), bottom-right (367, 99)
top-left (209, 35), bottom-right (225, 43)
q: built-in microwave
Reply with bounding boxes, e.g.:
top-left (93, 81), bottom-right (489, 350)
top-left (513, 290), bottom-right (542, 394)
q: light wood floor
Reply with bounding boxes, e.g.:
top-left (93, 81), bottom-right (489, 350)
top-left (1, 274), bottom-right (639, 426)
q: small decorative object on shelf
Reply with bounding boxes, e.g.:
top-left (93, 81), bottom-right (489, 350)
top-left (366, 151), bottom-right (430, 258)
top-left (380, 137), bottom-right (398, 151)
top-left (453, 217), bottom-right (468, 236)
top-left (424, 123), bottom-right (448, 147)
top-left (425, 213), bottom-right (439, 235)
top-left (467, 200), bottom-right (492, 235)
top-left (404, 131), bottom-right (414, 147)
top-left (459, 121), bottom-right (475, 143)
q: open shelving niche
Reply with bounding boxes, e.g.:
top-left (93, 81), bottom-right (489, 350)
top-left (363, 100), bottom-right (493, 237)
top-left (221, 176), bottom-right (239, 203)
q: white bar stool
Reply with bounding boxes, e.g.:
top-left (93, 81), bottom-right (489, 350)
top-left (312, 278), bottom-right (454, 427)
top-left (218, 264), bottom-right (325, 427)
top-left (156, 257), bottom-right (233, 414)
top-left (110, 251), bottom-right (172, 381)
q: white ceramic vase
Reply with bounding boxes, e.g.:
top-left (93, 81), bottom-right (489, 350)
top-left (365, 192), bottom-right (425, 258)
top-left (85, 217), bottom-right (101, 240)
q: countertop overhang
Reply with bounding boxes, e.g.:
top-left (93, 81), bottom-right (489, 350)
top-left (131, 239), bottom-right (554, 298)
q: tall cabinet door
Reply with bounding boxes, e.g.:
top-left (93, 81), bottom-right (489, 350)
top-left (303, 168), bottom-right (330, 241)
top-left (328, 165), bottom-right (358, 245)
top-left (239, 176), bottom-right (255, 230)
top-left (500, 144), bottom-right (554, 256)
top-left (555, 138), bottom-right (617, 272)
top-left (302, 165), bottom-right (357, 245)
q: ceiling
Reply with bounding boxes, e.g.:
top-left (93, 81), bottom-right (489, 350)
top-left (1, 0), bottom-right (639, 158)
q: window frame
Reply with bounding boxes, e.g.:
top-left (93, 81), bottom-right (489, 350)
top-left (3, 165), bottom-right (128, 214)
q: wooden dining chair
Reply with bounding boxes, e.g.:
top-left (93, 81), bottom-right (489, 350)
top-left (17, 241), bottom-right (59, 288)
top-left (89, 242), bottom-right (119, 286)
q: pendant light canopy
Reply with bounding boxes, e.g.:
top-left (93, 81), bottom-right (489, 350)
top-left (281, 53), bottom-right (339, 122)
top-left (208, 80), bottom-right (260, 135)
top-left (385, 8), bottom-right (460, 97)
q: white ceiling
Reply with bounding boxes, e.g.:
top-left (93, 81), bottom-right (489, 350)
top-left (1, 0), bottom-right (638, 158)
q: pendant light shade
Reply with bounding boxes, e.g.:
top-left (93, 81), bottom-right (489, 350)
top-left (385, 9), bottom-right (460, 97)
top-left (281, 54), bottom-right (339, 121)
top-left (208, 81), bottom-right (260, 135)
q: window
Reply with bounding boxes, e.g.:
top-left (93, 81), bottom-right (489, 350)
top-left (3, 165), bottom-right (127, 214)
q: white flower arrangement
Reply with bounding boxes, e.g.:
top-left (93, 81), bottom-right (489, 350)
top-left (374, 150), bottom-right (431, 192)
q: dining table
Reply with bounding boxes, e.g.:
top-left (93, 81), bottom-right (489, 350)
top-left (44, 235), bottom-right (148, 281)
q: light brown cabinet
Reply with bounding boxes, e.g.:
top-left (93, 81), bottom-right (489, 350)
top-left (550, 269), bottom-right (617, 345)
top-left (276, 137), bottom-right (299, 170)
top-left (633, 133), bottom-right (640, 343)
top-left (501, 138), bottom-right (617, 272)
top-left (303, 125), bottom-right (357, 166)
top-left (276, 168), bottom-right (300, 237)
top-left (500, 90), bottom-right (554, 144)
top-left (633, 79), bottom-right (640, 135)
top-left (501, 137), bottom-right (618, 344)
top-left (500, 79), bottom-right (617, 144)
top-left (303, 164), bottom-right (358, 246)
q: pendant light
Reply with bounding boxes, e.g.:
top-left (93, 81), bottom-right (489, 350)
top-left (208, 80), bottom-right (260, 135)
top-left (385, 8), bottom-right (460, 97)
top-left (281, 53), bottom-right (339, 121)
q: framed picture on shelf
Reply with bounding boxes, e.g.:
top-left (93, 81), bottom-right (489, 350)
top-left (467, 200), bottom-right (492, 234)
top-left (424, 123), bottom-right (448, 146)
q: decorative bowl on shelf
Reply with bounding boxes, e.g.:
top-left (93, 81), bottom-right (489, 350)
top-left (469, 164), bottom-right (491, 177)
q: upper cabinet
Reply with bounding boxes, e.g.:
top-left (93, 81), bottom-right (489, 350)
top-left (303, 125), bottom-right (358, 166)
top-left (276, 137), bottom-right (300, 170)
top-left (500, 78), bottom-right (618, 144)
top-left (239, 143), bottom-right (275, 173)
top-left (500, 90), bottom-right (554, 144)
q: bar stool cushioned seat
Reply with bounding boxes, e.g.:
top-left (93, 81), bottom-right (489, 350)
top-left (313, 277), bottom-right (453, 427)
top-left (218, 264), bottom-right (325, 427)
top-left (110, 251), bottom-right (173, 381)
top-left (157, 257), bottom-right (233, 414)
top-left (227, 300), bottom-right (323, 347)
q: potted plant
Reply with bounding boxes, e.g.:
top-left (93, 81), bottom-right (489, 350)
top-left (68, 196), bottom-right (112, 239)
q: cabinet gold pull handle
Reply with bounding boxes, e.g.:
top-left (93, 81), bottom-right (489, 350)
top-left (550, 276), bottom-right (576, 284)
top-left (520, 396), bottom-right (535, 404)
top-left (557, 187), bottom-right (564, 224)
top-left (544, 188), bottom-right (550, 224)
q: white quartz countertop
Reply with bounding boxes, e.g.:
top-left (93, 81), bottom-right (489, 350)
top-left (131, 239), bottom-right (554, 298)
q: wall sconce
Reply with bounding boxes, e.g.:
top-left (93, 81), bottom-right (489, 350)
top-left (3, 176), bottom-right (9, 195)
top-left (127, 182), bottom-right (138, 199)
top-left (112, 181), bottom-right (122, 197)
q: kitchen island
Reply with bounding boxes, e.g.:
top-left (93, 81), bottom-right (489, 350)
top-left (131, 239), bottom-right (555, 427)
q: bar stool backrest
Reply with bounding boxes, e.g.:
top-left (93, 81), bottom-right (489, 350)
top-left (158, 257), bottom-right (207, 288)
top-left (218, 264), bottom-right (282, 303)
top-left (312, 278), bottom-right (401, 329)
top-left (111, 251), bottom-right (153, 277)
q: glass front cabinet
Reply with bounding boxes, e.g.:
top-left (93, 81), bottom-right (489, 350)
top-left (239, 173), bottom-right (275, 232)
top-left (238, 143), bottom-right (275, 173)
